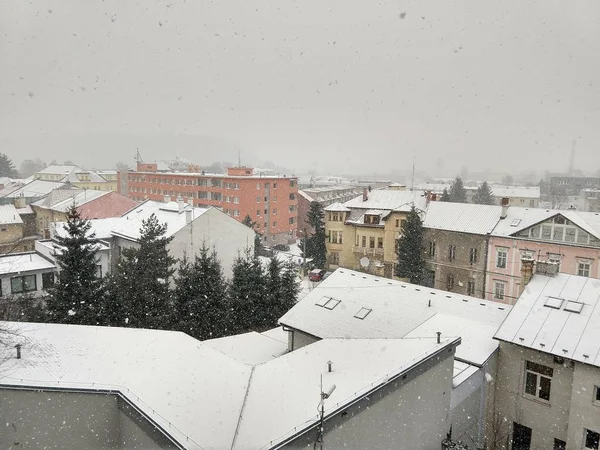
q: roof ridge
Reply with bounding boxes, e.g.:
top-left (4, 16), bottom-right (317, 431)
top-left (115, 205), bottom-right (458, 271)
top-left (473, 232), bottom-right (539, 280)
top-left (230, 366), bottom-right (256, 450)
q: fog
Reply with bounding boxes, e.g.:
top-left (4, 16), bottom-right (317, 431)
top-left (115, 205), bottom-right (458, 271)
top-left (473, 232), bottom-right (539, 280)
top-left (1, 0), bottom-right (599, 177)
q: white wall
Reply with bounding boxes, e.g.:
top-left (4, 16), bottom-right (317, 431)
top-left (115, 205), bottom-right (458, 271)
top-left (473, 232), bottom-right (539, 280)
top-left (282, 347), bottom-right (455, 450)
top-left (0, 270), bottom-right (55, 298)
top-left (170, 208), bottom-right (255, 279)
top-left (566, 362), bottom-right (600, 449)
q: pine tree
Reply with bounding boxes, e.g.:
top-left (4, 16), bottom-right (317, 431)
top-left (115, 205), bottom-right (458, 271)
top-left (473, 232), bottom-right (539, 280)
top-left (449, 177), bottom-right (467, 203)
top-left (440, 188), bottom-right (451, 202)
top-left (46, 205), bottom-right (104, 325)
top-left (173, 245), bottom-right (231, 339)
top-left (278, 259), bottom-right (300, 317)
top-left (265, 256), bottom-right (283, 326)
top-left (0, 153), bottom-right (18, 178)
top-left (305, 202), bottom-right (327, 268)
top-left (112, 214), bottom-right (175, 329)
top-left (395, 206), bottom-right (426, 284)
top-left (473, 181), bottom-right (494, 205)
top-left (242, 214), bottom-right (263, 256)
top-left (228, 248), bottom-right (267, 333)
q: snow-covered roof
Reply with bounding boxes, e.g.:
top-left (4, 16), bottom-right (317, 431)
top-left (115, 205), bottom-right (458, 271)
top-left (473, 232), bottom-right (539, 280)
top-left (0, 252), bottom-right (56, 276)
top-left (0, 180), bottom-right (68, 198)
top-left (36, 165), bottom-right (80, 175)
top-left (424, 202), bottom-right (502, 234)
top-left (0, 322), bottom-right (457, 450)
top-left (35, 239), bottom-right (110, 255)
top-left (261, 327), bottom-right (288, 344)
top-left (495, 273), bottom-right (600, 367)
top-left (324, 202), bottom-right (351, 212)
top-left (52, 217), bottom-right (122, 240)
top-left (279, 268), bottom-right (511, 367)
top-left (298, 190), bottom-right (315, 202)
top-left (203, 331), bottom-right (288, 365)
top-left (0, 204), bottom-right (24, 225)
top-left (344, 189), bottom-right (426, 212)
top-left (112, 201), bottom-right (210, 241)
top-left (491, 207), bottom-right (600, 240)
top-left (484, 186), bottom-right (540, 199)
top-left (31, 189), bottom-right (109, 212)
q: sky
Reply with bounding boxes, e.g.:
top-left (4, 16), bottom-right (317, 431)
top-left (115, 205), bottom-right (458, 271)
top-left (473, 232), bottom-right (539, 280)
top-left (1, 0), bottom-right (599, 177)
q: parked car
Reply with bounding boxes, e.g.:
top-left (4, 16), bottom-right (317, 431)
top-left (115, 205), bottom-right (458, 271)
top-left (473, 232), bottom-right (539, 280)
top-left (309, 269), bottom-right (326, 282)
top-left (322, 271), bottom-right (333, 280)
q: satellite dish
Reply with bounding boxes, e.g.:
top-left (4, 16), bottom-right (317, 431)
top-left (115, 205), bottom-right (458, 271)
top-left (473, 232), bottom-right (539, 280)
top-left (360, 257), bottom-right (370, 268)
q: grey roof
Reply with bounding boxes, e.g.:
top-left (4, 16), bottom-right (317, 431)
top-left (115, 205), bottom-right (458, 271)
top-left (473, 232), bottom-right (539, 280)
top-left (495, 273), bottom-right (600, 367)
top-left (344, 189), bottom-right (427, 212)
top-left (424, 201), bottom-right (503, 235)
top-left (0, 322), bottom-right (454, 450)
top-left (0, 252), bottom-right (56, 275)
top-left (324, 202), bottom-right (351, 212)
top-left (279, 268), bottom-right (511, 366)
top-left (1, 180), bottom-right (68, 198)
top-left (32, 189), bottom-right (109, 212)
top-left (0, 204), bottom-right (24, 225)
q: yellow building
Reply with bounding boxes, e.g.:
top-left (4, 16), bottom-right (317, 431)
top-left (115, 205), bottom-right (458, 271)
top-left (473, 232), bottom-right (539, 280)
top-left (324, 186), bottom-right (427, 279)
top-left (33, 165), bottom-right (117, 192)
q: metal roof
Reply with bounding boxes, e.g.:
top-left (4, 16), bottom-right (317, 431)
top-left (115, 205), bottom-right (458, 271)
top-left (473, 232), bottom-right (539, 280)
top-left (423, 201), bottom-right (502, 235)
top-left (494, 273), bottom-right (600, 367)
top-left (1, 180), bottom-right (68, 198)
top-left (32, 189), bottom-right (109, 211)
top-left (0, 204), bottom-right (24, 225)
top-left (324, 202), bottom-right (351, 212)
top-left (0, 252), bottom-right (55, 275)
top-left (279, 268), bottom-right (511, 366)
top-left (0, 322), bottom-right (454, 450)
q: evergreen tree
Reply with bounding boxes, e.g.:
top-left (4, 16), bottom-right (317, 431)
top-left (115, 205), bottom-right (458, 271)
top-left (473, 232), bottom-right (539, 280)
top-left (228, 248), bottom-right (267, 333)
top-left (112, 214), bottom-right (175, 329)
top-left (449, 177), bottom-right (467, 203)
top-left (440, 188), bottom-right (451, 202)
top-left (0, 153), bottom-right (18, 178)
top-left (46, 205), bottom-right (104, 325)
top-left (265, 256), bottom-right (283, 326)
top-left (395, 206), bottom-right (426, 284)
top-left (305, 202), bottom-right (327, 268)
top-left (242, 214), bottom-right (263, 256)
top-left (173, 245), bottom-right (231, 339)
top-left (278, 259), bottom-right (300, 317)
top-left (472, 181), bottom-right (494, 205)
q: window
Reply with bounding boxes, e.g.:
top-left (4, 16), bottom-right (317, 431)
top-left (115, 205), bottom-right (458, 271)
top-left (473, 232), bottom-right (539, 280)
top-left (496, 248), bottom-right (508, 269)
top-left (289, 205), bottom-right (295, 212)
top-left (524, 360), bottom-right (553, 401)
top-left (578, 261), bottom-right (591, 277)
top-left (256, 210), bottom-right (260, 216)
top-left (565, 227), bottom-right (576, 242)
top-left (233, 197), bottom-right (239, 204)
top-left (512, 423), bottom-right (532, 450)
top-left (369, 236), bottom-right (375, 249)
top-left (395, 219), bottom-right (399, 227)
top-left (553, 438), bottom-right (566, 450)
top-left (377, 237), bottom-right (383, 249)
top-left (448, 245), bottom-right (456, 261)
top-left (428, 241), bottom-right (436, 258)
top-left (469, 248), bottom-right (477, 264)
top-left (272, 221), bottom-right (277, 227)
top-left (467, 279), bottom-right (475, 296)
top-left (585, 429), bottom-right (600, 450)
top-left (530, 226), bottom-right (540, 238)
top-left (595, 385), bottom-right (600, 404)
top-left (273, 182), bottom-right (277, 189)
top-left (446, 274), bottom-right (455, 291)
top-left (256, 196), bottom-right (260, 203)
top-left (95, 265), bottom-right (102, 279)
top-left (330, 252), bottom-right (339, 265)
top-left (552, 226), bottom-right (564, 241)
top-left (289, 193), bottom-right (296, 200)
top-left (11, 274), bottom-right (37, 294)
top-left (493, 281), bottom-right (505, 300)
top-left (256, 183), bottom-right (260, 190)
top-left (400, 219), bottom-right (407, 230)
top-left (273, 208), bottom-right (277, 215)
top-left (578, 230), bottom-right (589, 244)
top-left (541, 225), bottom-right (552, 239)
top-left (42, 272), bottom-right (55, 289)
top-left (329, 231), bottom-right (343, 244)
top-left (362, 236), bottom-right (366, 247)
top-left (289, 217), bottom-right (295, 224)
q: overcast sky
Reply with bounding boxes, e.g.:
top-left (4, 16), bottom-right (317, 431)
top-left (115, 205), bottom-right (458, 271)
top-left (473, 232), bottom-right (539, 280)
top-left (1, 0), bottom-right (599, 176)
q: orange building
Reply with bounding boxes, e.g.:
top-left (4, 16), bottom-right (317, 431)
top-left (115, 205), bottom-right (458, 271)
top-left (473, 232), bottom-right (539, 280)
top-left (119, 164), bottom-right (298, 245)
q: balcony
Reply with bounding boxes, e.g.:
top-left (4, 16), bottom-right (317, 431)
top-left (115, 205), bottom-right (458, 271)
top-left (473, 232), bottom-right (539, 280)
top-left (353, 246), bottom-right (385, 257)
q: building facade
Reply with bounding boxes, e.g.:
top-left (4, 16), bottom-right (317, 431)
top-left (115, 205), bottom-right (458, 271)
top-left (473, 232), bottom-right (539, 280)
top-left (324, 186), bottom-right (427, 278)
top-left (119, 165), bottom-right (298, 245)
top-left (33, 165), bottom-right (118, 191)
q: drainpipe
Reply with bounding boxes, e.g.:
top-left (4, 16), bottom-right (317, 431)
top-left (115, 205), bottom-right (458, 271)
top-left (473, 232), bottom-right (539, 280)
top-left (482, 233), bottom-right (490, 300)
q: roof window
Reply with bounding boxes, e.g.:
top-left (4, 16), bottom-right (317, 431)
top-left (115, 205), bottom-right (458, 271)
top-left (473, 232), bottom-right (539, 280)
top-left (354, 307), bottom-right (372, 320)
top-left (544, 296), bottom-right (564, 309)
top-left (510, 219), bottom-right (521, 227)
top-left (564, 300), bottom-right (584, 313)
top-left (323, 298), bottom-right (341, 310)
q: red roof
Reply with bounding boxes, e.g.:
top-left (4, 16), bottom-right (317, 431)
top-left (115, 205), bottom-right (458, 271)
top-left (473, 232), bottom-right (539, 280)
top-left (76, 191), bottom-right (138, 220)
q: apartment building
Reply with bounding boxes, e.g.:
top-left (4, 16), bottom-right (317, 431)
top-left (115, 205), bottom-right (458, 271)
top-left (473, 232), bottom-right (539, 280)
top-left (423, 202), bottom-right (503, 298)
top-left (493, 270), bottom-right (600, 450)
top-left (297, 185), bottom-right (363, 234)
top-left (119, 164), bottom-right (298, 245)
top-left (33, 165), bottom-right (118, 191)
top-left (485, 206), bottom-right (600, 304)
top-left (324, 186), bottom-right (427, 278)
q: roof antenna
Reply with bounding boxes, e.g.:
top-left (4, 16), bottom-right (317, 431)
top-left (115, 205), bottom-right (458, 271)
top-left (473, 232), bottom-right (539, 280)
top-left (411, 155), bottom-right (415, 191)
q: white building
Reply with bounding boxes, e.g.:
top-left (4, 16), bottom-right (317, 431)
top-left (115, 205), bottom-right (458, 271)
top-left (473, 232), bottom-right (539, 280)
top-left (35, 239), bottom-right (111, 279)
top-left (279, 268), bottom-right (512, 447)
top-left (493, 272), bottom-right (600, 450)
top-left (52, 199), bottom-right (255, 278)
top-left (0, 322), bottom-right (458, 449)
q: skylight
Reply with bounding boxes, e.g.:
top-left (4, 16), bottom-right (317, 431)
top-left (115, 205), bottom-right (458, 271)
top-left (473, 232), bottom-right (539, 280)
top-left (315, 296), bottom-right (330, 307)
top-left (564, 301), bottom-right (584, 313)
top-left (323, 298), bottom-right (341, 310)
top-left (510, 219), bottom-right (522, 227)
top-left (544, 296), bottom-right (564, 309)
top-left (354, 307), bottom-right (372, 320)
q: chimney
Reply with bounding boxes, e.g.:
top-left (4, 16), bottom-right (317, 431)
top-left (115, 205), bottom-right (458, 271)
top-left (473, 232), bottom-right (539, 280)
top-left (15, 344), bottom-right (21, 359)
top-left (164, 195), bottom-right (171, 203)
top-left (327, 360), bottom-right (333, 372)
top-left (520, 257), bottom-right (535, 296)
top-left (362, 188), bottom-right (368, 202)
top-left (431, 193), bottom-right (437, 201)
top-left (185, 209), bottom-right (192, 224)
top-left (500, 197), bottom-right (509, 219)
top-left (177, 197), bottom-right (184, 213)
top-left (14, 193), bottom-right (26, 209)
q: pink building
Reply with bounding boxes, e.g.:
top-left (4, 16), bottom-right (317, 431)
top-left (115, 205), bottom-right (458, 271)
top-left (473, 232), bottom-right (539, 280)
top-left (485, 206), bottom-right (600, 304)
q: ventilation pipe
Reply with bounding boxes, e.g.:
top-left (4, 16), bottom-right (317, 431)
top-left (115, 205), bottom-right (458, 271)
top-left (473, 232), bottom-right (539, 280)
top-left (177, 197), bottom-right (184, 213)
top-left (185, 209), bottom-right (192, 224)
top-left (164, 195), bottom-right (171, 203)
top-left (15, 344), bottom-right (21, 359)
top-left (436, 332), bottom-right (441, 344)
top-left (362, 188), bottom-right (368, 202)
top-left (327, 360), bottom-right (333, 372)
top-left (500, 198), bottom-right (509, 219)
